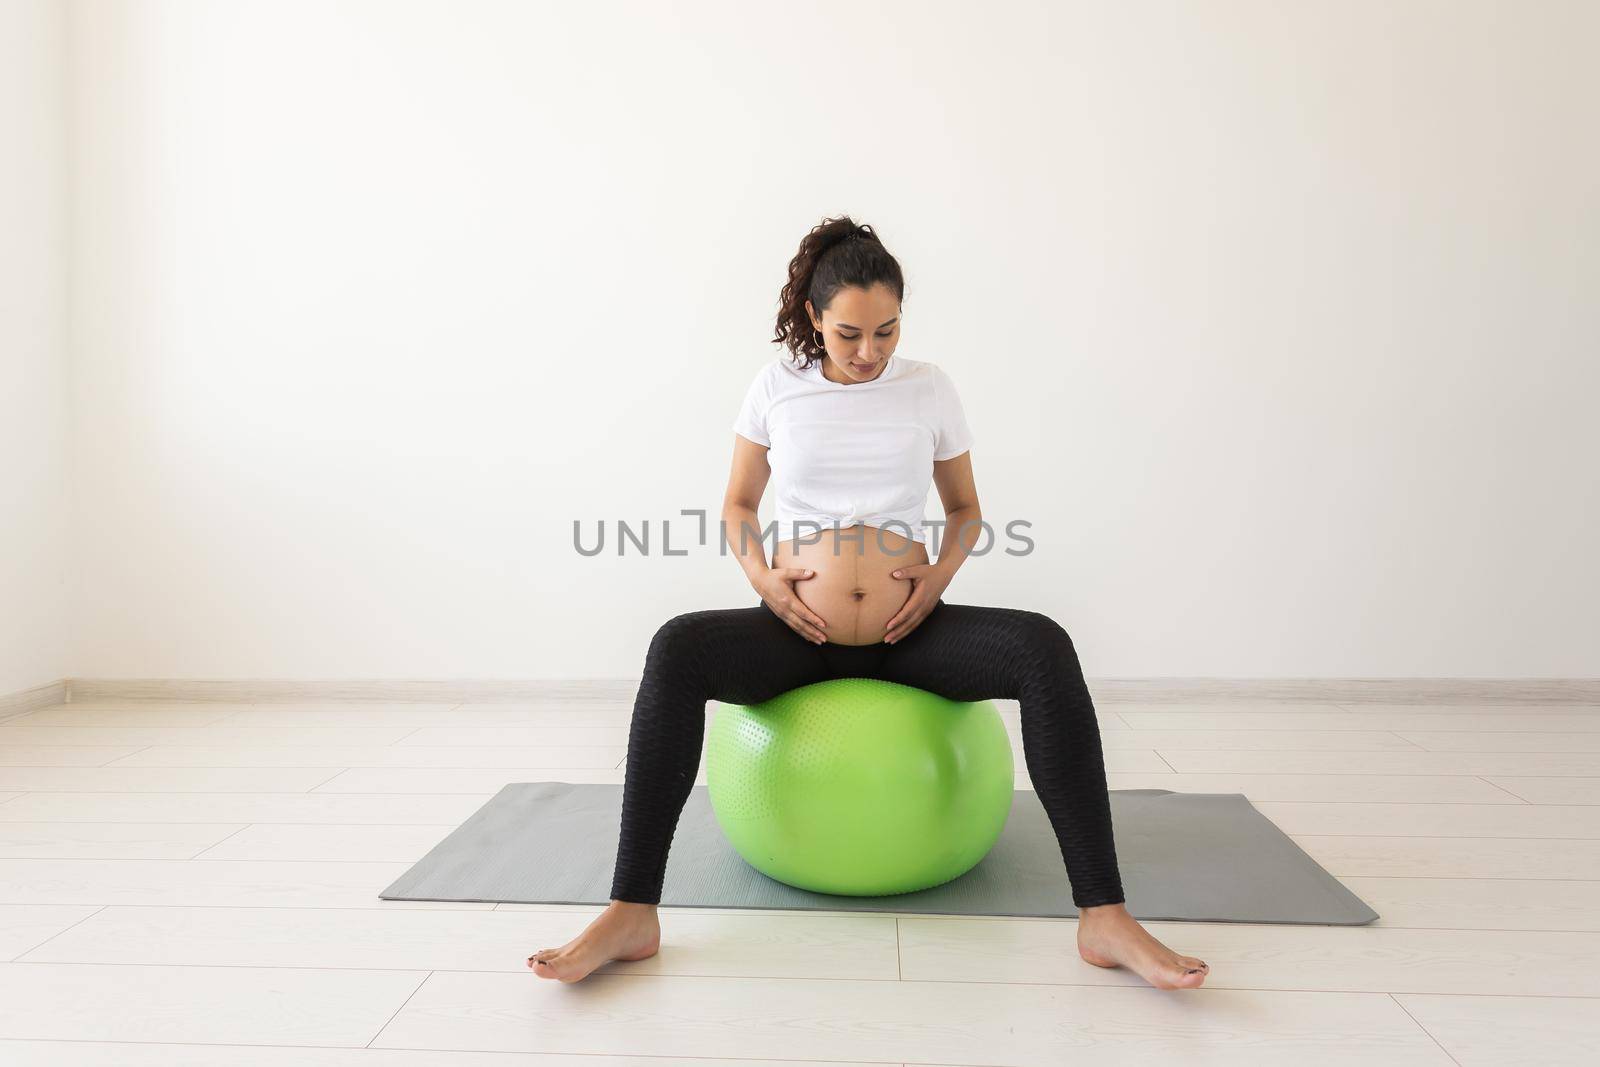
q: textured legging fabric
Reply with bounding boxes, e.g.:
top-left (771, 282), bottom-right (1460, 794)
top-left (609, 598), bottom-right (1126, 909)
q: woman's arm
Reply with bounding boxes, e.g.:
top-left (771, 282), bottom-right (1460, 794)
top-left (883, 450), bottom-right (979, 643)
top-left (726, 434), bottom-right (828, 642)
top-left (930, 451), bottom-right (981, 582)
top-left (723, 434), bottom-right (775, 588)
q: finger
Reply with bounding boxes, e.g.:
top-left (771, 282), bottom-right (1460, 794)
top-left (779, 595), bottom-right (827, 632)
top-left (883, 596), bottom-right (926, 633)
top-left (886, 610), bottom-right (927, 644)
top-left (786, 567), bottom-right (816, 581)
top-left (793, 603), bottom-right (828, 631)
top-left (787, 614), bottom-right (826, 644)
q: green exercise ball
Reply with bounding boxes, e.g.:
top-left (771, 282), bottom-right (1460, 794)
top-left (706, 677), bottom-right (1015, 896)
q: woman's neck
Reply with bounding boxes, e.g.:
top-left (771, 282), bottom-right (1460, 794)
top-left (819, 357), bottom-right (886, 385)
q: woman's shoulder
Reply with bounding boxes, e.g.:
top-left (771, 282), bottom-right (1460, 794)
top-left (736, 354), bottom-right (784, 392)
top-left (887, 355), bottom-right (955, 388)
top-left (754, 353), bottom-right (818, 391)
top-left (898, 359), bottom-right (967, 413)
top-left (891, 355), bottom-right (934, 375)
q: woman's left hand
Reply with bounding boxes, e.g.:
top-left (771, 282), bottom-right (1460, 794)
top-left (883, 563), bottom-right (950, 644)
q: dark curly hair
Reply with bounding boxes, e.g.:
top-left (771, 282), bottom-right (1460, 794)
top-left (772, 215), bottom-right (905, 369)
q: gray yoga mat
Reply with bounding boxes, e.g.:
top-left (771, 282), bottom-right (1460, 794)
top-left (379, 782), bottom-right (1378, 925)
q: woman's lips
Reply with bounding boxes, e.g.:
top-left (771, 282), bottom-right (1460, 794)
top-left (851, 362), bottom-right (875, 373)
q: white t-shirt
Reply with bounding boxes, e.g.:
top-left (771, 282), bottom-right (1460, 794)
top-left (731, 353), bottom-right (974, 547)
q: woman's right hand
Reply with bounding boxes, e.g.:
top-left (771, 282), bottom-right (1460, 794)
top-left (754, 567), bottom-right (829, 645)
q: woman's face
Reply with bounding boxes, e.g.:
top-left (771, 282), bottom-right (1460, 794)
top-left (807, 283), bottom-right (901, 383)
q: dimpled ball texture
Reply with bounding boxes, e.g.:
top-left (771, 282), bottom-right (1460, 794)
top-left (706, 677), bottom-right (1015, 896)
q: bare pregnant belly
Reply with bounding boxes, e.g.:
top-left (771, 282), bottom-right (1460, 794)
top-left (772, 524), bottom-right (929, 645)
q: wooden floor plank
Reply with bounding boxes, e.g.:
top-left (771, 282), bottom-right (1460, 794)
top-left (1394, 993), bottom-right (1600, 1065)
top-left (371, 970), bottom-right (1452, 1064)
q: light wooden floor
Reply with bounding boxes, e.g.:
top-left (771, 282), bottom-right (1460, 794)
top-left (0, 694), bottom-right (1596, 1066)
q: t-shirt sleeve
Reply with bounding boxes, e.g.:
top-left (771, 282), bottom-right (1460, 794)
top-left (732, 365), bottom-right (772, 447)
top-left (932, 365), bottom-right (974, 460)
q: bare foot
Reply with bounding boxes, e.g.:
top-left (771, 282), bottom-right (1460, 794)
top-left (527, 900), bottom-right (661, 983)
top-left (1076, 902), bottom-right (1211, 990)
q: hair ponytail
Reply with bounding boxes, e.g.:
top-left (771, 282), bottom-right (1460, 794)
top-left (772, 215), bottom-right (905, 368)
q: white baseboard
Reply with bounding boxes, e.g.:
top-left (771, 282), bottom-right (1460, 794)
top-left (48, 676), bottom-right (1600, 705)
top-left (0, 679), bottom-right (71, 721)
top-left (1085, 677), bottom-right (1600, 704)
top-left (64, 678), bottom-right (641, 704)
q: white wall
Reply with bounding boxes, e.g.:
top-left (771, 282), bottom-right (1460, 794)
top-left (61, 0), bottom-right (1599, 681)
top-left (1, 0), bottom-right (69, 696)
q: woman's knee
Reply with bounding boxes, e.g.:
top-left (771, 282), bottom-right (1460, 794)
top-left (652, 611), bottom-right (701, 641)
top-left (1007, 611), bottom-right (1080, 671)
top-left (647, 611), bottom-right (712, 661)
top-left (1012, 609), bottom-right (1072, 647)
top-left (646, 607), bottom-right (765, 684)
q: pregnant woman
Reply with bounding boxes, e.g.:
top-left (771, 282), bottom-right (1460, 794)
top-left (529, 217), bottom-right (1210, 990)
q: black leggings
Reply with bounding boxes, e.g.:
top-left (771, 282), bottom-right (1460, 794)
top-left (609, 598), bottom-right (1126, 909)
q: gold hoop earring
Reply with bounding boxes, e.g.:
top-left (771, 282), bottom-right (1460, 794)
top-left (812, 329), bottom-right (825, 350)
